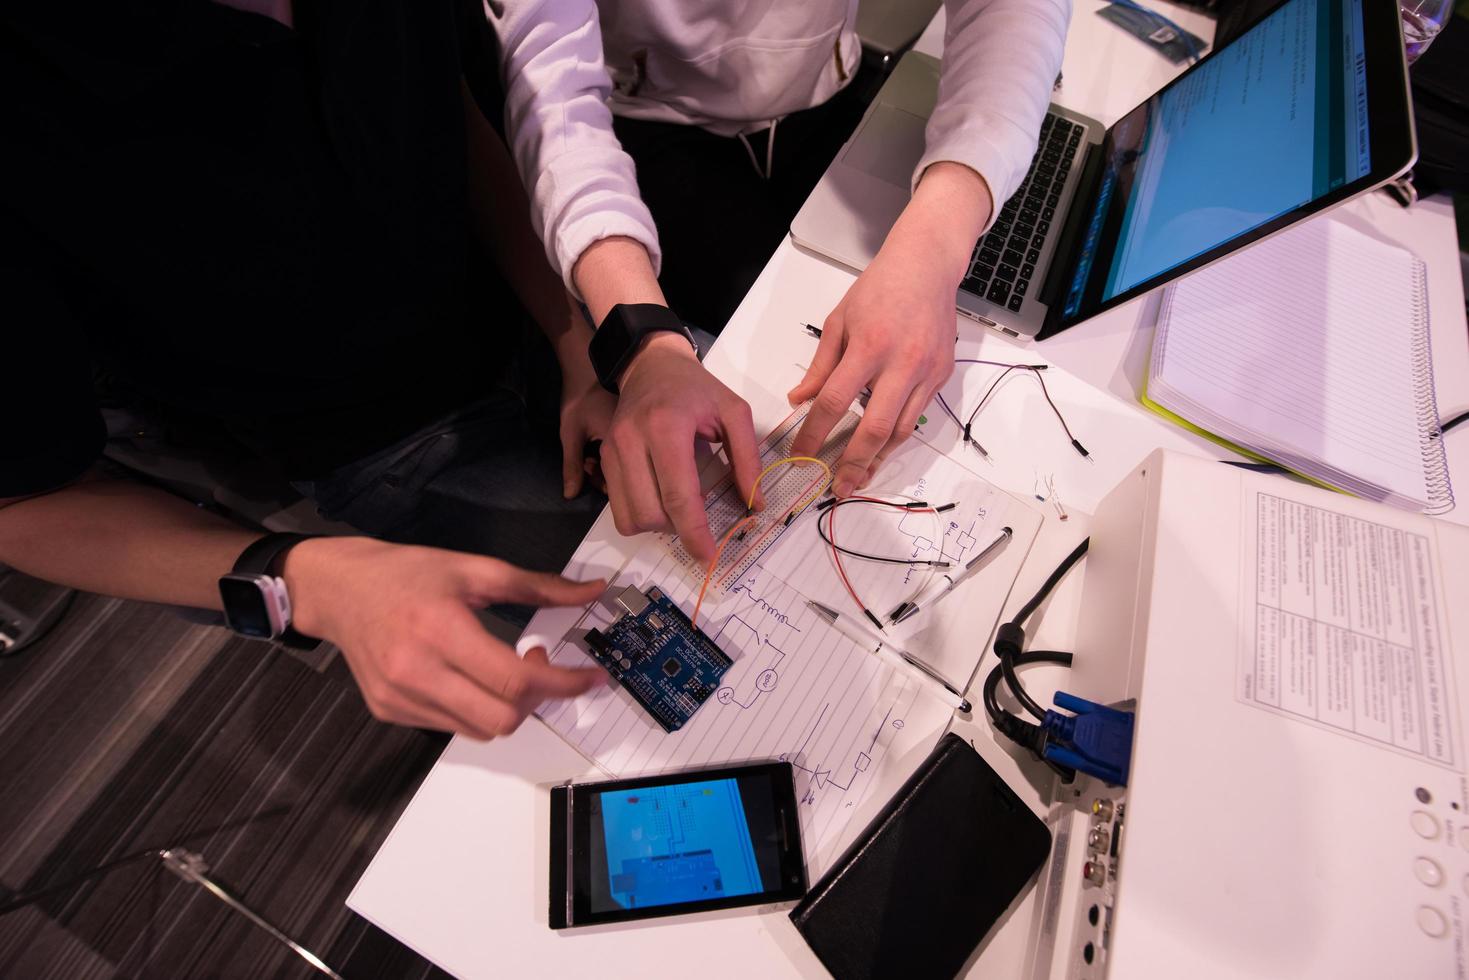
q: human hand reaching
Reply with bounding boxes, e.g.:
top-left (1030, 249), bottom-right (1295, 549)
top-left (601, 333), bottom-right (762, 563)
top-left (571, 237), bottom-right (763, 563)
top-left (788, 162), bottom-right (993, 495)
top-left (559, 368), bottom-right (616, 499)
top-left (284, 537), bottom-right (608, 740)
top-left (788, 247), bottom-right (958, 495)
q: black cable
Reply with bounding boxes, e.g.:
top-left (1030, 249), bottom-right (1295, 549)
top-left (0, 845), bottom-right (161, 916)
top-left (955, 358), bottom-right (1045, 371)
top-left (0, 804), bottom-right (294, 916)
top-left (813, 497), bottom-right (952, 567)
top-left (961, 363), bottom-right (1089, 458)
top-left (983, 650), bottom-right (1073, 728)
top-left (1220, 410), bottom-right (1466, 483)
top-left (994, 537), bottom-right (1090, 723)
top-left (1220, 459), bottom-right (1290, 475)
top-left (1001, 654), bottom-right (1049, 721)
top-left (1031, 369), bottom-right (1090, 457)
top-left (978, 538), bottom-right (1093, 781)
top-left (1013, 538), bottom-right (1090, 628)
top-left (964, 365), bottom-right (1028, 429)
top-left (983, 650), bottom-right (1077, 782)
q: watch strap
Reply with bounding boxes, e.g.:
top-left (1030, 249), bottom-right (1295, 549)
top-left (232, 532), bottom-right (317, 648)
top-left (589, 303), bottom-right (697, 393)
top-left (233, 532), bottom-right (312, 578)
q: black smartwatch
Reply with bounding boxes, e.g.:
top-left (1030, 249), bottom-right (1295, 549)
top-left (218, 532), bottom-right (317, 648)
top-left (588, 303), bottom-right (698, 393)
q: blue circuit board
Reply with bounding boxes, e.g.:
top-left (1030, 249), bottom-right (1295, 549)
top-left (584, 586), bottom-right (733, 733)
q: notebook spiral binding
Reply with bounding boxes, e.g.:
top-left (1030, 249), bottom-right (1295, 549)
top-left (1409, 258), bottom-right (1455, 515)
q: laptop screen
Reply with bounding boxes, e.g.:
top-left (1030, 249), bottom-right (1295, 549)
top-left (1061, 0), bottom-right (1374, 321)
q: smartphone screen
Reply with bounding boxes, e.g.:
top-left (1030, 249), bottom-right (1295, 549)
top-left (550, 761), bottom-right (807, 928)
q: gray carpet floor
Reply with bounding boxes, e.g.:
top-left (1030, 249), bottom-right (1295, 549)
top-left (0, 574), bottom-right (453, 979)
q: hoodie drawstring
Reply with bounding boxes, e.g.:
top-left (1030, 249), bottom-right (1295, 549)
top-left (735, 116), bottom-right (780, 180)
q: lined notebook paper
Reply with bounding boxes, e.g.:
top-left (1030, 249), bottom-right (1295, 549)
top-left (531, 431), bottom-right (1041, 876)
top-left (1146, 217), bottom-right (1453, 513)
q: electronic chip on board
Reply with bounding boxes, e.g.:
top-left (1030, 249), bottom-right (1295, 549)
top-left (583, 585), bottom-right (733, 732)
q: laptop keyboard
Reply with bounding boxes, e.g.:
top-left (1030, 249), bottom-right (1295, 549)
top-left (962, 113), bottom-right (1085, 313)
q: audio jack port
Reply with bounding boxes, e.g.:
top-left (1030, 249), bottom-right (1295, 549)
top-left (1088, 826), bottom-right (1111, 852)
top-left (1091, 798), bottom-right (1114, 821)
top-left (1083, 860), bottom-right (1106, 887)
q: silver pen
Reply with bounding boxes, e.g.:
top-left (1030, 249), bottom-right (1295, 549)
top-left (889, 526), bottom-right (1013, 624)
top-left (807, 600), bottom-right (971, 713)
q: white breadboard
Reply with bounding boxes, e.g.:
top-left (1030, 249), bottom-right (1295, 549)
top-left (661, 403), bottom-right (860, 591)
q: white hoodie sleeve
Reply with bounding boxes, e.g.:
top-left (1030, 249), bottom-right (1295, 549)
top-left (913, 0), bottom-right (1072, 229)
top-left (488, 0), bottom-right (661, 294)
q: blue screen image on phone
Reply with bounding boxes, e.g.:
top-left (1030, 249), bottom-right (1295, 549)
top-left (593, 777), bottom-right (765, 910)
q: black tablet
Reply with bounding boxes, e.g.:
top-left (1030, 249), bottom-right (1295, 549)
top-left (549, 761), bottom-right (807, 929)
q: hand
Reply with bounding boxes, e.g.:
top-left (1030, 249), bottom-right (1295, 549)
top-left (559, 370), bottom-right (617, 498)
top-left (537, 292), bottom-right (616, 499)
top-left (788, 162), bottom-right (993, 496)
top-left (601, 332), bottom-right (761, 563)
top-left (570, 239), bottom-right (762, 562)
top-left (788, 249), bottom-right (956, 496)
top-left (284, 537), bottom-right (608, 740)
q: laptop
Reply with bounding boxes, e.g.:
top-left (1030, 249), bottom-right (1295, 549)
top-left (791, 0), bottom-right (1416, 341)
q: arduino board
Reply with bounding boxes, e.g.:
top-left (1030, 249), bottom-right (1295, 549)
top-left (584, 585), bottom-right (733, 733)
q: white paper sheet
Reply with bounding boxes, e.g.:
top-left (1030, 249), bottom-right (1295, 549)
top-left (536, 434), bottom-right (1042, 874)
top-left (1239, 488), bottom-right (1456, 766)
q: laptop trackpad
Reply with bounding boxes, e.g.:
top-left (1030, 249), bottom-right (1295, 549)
top-left (841, 104), bottom-right (928, 189)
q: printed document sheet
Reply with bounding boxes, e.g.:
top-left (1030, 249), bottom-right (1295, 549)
top-left (1239, 490), bottom-right (1455, 765)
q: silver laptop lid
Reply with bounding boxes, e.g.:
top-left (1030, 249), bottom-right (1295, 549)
top-left (789, 53), bottom-right (938, 274)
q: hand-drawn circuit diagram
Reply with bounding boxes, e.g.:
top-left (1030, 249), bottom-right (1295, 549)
top-left (781, 704), bottom-right (906, 805)
top-left (710, 571), bottom-right (802, 710)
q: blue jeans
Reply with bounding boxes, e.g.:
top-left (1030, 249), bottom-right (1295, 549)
top-left (292, 325), bottom-right (715, 581)
top-left (293, 362), bottom-right (605, 608)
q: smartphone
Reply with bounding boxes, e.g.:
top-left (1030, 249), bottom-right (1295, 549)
top-left (549, 760), bottom-right (807, 929)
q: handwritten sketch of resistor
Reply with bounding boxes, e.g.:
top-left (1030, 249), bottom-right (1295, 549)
top-left (895, 508), bottom-right (987, 566)
top-left (781, 703), bottom-right (907, 803)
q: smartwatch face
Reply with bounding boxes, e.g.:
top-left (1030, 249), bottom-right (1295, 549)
top-left (219, 575), bottom-right (275, 638)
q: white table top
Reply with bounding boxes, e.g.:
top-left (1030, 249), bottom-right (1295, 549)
top-left (348, 4), bottom-right (1469, 977)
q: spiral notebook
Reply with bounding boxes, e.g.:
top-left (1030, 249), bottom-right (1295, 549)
top-left (1144, 217), bottom-right (1453, 514)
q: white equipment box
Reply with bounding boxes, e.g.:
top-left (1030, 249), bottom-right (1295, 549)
top-left (1029, 450), bottom-right (1469, 979)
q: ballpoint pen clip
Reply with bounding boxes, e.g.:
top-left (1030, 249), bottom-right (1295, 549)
top-left (807, 599), bottom-right (839, 623)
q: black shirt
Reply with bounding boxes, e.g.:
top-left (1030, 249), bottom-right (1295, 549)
top-left (1, 1), bottom-right (506, 496)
